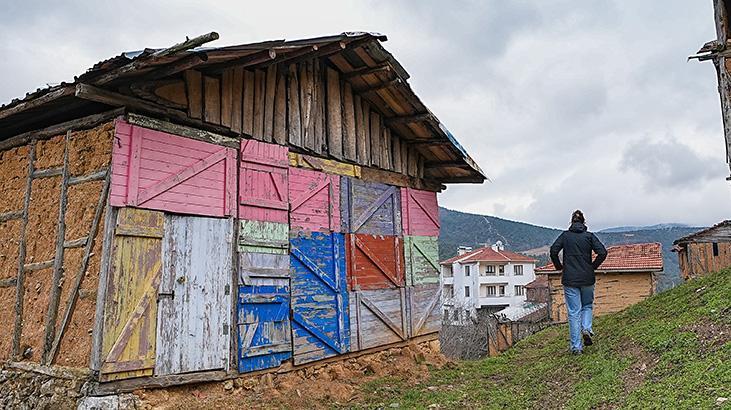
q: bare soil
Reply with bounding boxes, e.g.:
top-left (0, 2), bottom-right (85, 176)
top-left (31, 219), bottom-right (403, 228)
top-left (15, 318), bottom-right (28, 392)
top-left (19, 267), bottom-right (53, 362)
top-left (0, 219), bottom-right (21, 279)
top-left (68, 122), bottom-right (113, 176)
top-left (0, 145), bottom-right (28, 214)
top-left (138, 340), bottom-right (446, 410)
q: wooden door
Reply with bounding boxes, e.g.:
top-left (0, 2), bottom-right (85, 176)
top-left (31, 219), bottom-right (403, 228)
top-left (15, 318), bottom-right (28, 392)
top-left (239, 139), bottom-right (289, 223)
top-left (155, 215), bottom-right (233, 375)
top-left (407, 284), bottom-right (442, 338)
top-left (401, 188), bottom-right (440, 236)
top-left (111, 121), bottom-right (237, 218)
top-left (289, 168), bottom-right (340, 234)
top-left (290, 232), bottom-right (349, 364)
top-left (237, 252), bottom-right (292, 373)
top-left (346, 234), bottom-right (404, 290)
top-left (349, 288), bottom-right (408, 351)
top-left (404, 236), bottom-right (440, 286)
top-left (100, 208), bottom-right (164, 382)
top-left (239, 220), bottom-right (288, 255)
top-left (340, 177), bottom-right (401, 235)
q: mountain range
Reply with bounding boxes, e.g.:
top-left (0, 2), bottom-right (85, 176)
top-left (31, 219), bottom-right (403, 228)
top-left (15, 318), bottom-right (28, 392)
top-left (438, 207), bottom-right (705, 291)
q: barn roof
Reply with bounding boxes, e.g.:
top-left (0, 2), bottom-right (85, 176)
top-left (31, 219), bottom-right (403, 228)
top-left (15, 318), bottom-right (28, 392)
top-left (536, 242), bottom-right (663, 273)
top-left (673, 220), bottom-right (731, 245)
top-left (0, 31), bottom-right (485, 184)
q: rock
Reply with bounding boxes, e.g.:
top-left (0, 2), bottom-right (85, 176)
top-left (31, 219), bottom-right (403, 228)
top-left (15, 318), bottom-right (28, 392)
top-left (233, 378), bottom-right (243, 388)
top-left (389, 403), bottom-right (400, 408)
top-left (243, 378), bottom-right (257, 390)
top-left (223, 380), bottom-right (234, 391)
top-left (39, 379), bottom-right (53, 396)
top-left (717, 397), bottom-right (728, 405)
top-left (260, 373), bottom-right (274, 388)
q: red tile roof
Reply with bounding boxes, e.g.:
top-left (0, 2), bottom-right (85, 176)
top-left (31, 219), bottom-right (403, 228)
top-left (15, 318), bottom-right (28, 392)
top-left (536, 242), bottom-right (663, 273)
top-left (525, 274), bottom-right (548, 289)
top-left (440, 246), bottom-right (537, 265)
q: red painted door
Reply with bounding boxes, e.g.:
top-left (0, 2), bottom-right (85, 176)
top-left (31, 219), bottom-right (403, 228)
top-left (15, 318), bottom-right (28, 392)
top-left (111, 120), bottom-right (237, 218)
top-left (288, 168), bottom-right (340, 234)
top-left (401, 188), bottom-right (440, 236)
top-left (239, 139), bottom-right (288, 223)
top-left (346, 234), bottom-right (405, 290)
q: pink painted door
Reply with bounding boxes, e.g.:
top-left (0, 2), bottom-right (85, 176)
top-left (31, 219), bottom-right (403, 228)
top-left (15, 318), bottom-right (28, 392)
top-left (401, 188), bottom-right (440, 236)
top-left (289, 167), bottom-right (340, 234)
top-left (239, 139), bottom-right (288, 223)
top-left (111, 120), bottom-right (237, 218)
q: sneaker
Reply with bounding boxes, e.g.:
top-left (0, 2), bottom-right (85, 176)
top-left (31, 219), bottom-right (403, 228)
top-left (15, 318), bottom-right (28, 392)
top-left (582, 330), bottom-right (594, 347)
top-left (570, 349), bottom-right (583, 355)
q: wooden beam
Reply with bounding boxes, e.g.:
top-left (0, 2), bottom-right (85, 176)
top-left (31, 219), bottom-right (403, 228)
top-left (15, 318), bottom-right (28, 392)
top-left (63, 237), bottom-right (88, 249)
top-left (12, 142), bottom-right (35, 359)
top-left (0, 211), bottom-right (22, 223)
top-left (42, 131), bottom-right (71, 364)
top-left (424, 160), bottom-right (471, 168)
top-left (89, 32), bottom-right (219, 85)
top-left (384, 112), bottom-right (435, 126)
top-left (126, 113), bottom-right (238, 148)
top-left (0, 278), bottom-right (17, 288)
top-left (406, 138), bottom-right (449, 146)
top-left (261, 45), bottom-right (318, 67)
top-left (283, 41), bottom-right (346, 67)
top-left (203, 49), bottom-right (277, 74)
top-left (343, 64), bottom-right (391, 80)
top-left (354, 78), bottom-right (402, 94)
top-left (68, 169), bottom-right (108, 185)
top-left (140, 53), bottom-right (208, 81)
top-left (0, 86), bottom-right (75, 121)
top-left (32, 167), bottom-right (63, 179)
top-left (24, 260), bottom-right (55, 272)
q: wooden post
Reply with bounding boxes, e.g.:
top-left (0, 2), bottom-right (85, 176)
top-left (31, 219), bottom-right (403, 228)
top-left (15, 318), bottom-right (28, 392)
top-left (12, 141), bottom-right (36, 359)
top-left (90, 206), bottom-right (117, 372)
top-left (42, 131), bottom-right (71, 364)
top-left (287, 64), bottom-right (302, 147)
top-left (326, 67), bottom-right (343, 159)
top-left (264, 64), bottom-right (277, 143)
top-left (342, 82), bottom-right (356, 161)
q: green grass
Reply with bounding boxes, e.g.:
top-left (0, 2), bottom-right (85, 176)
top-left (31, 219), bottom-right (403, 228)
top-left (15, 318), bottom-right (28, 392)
top-left (348, 269), bottom-right (731, 409)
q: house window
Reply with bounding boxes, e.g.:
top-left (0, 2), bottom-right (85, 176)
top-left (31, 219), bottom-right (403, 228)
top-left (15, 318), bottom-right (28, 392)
top-left (452, 309), bottom-right (459, 321)
top-left (464, 265), bottom-right (471, 276)
top-left (465, 286), bottom-right (470, 297)
top-left (485, 265), bottom-right (495, 275)
top-left (485, 285), bottom-right (496, 296)
top-left (515, 285), bottom-right (525, 296)
top-left (499, 285), bottom-right (506, 296)
top-left (498, 265), bottom-right (505, 276)
top-left (713, 242), bottom-right (719, 257)
top-left (514, 265), bottom-right (523, 275)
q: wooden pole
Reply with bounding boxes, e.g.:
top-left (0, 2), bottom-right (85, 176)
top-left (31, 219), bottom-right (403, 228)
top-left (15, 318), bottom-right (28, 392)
top-left (12, 141), bottom-right (36, 359)
top-left (42, 131), bottom-right (71, 364)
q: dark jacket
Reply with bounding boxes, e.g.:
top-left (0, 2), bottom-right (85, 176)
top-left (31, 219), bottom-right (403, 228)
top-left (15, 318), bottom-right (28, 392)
top-left (549, 222), bottom-right (608, 287)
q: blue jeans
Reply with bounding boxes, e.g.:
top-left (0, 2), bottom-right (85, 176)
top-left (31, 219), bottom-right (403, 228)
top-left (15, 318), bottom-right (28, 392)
top-left (563, 285), bottom-right (594, 351)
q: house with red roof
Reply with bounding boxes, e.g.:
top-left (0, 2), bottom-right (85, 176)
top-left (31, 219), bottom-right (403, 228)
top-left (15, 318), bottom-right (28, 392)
top-left (536, 242), bottom-right (663, 322)
top-left (440, 242), bottom-right (538, 321)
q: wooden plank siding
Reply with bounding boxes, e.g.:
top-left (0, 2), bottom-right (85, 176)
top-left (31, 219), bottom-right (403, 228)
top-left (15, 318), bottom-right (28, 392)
top-left (239, 139), bottom-right (289, 223)
top-left (349, 288), bottom-right (408, 351)
top-left (289, 232), bottom-right (349, 365)
top-left (401, 188), bottom-right (440, 236)
top-left (679, 241), bottom-right (731, 280)
top-left (176, 62), bottom-right (428, 182)
top-left (289, 168), bottom-right (340, 235)
top-left (156, 215), bottom-right (233, 375)
top-left (111, 120), bottom-right (237, 218)
top-left (239, 220), bottom-right (289, 255)
top-left (346, 234), bottom-right (405, 290)
top-left (547, 272), bottom-right (654, 323)
top-left (403, 236), bottom-right (440, 286)
top-left (340, 177), bottom-right (401, 236)
top-left (100, 208), bottom-right (164, 382)
top-left (406, 284), bottom-right (442, 338)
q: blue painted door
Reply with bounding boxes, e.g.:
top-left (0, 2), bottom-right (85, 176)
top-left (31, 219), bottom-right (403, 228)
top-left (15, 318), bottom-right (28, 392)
top-left (237, 252), bottom-right (292, 373)
top-left (290, 232), bottom-right (350, 365)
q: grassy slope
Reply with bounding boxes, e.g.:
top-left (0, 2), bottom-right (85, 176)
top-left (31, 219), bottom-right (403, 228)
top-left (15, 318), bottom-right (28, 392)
top-left (352, 269), bottom-right (731, 409)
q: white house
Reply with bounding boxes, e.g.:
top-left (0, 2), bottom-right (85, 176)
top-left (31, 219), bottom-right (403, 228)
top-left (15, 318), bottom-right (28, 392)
top-left (440, 242), bottom-right (537, 322)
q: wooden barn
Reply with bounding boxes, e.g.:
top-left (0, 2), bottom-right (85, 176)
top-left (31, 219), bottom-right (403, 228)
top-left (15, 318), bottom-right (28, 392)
top-left (536, 243), bottom-right (663, 323)
top-left (0, 31), bottom-right (485, 396)
top-left (673, 221), bottom-right (731, 280)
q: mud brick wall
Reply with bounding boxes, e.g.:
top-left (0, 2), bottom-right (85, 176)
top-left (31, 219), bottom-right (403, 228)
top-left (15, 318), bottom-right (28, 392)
top-left (0, 121), bottom-right (113, 366)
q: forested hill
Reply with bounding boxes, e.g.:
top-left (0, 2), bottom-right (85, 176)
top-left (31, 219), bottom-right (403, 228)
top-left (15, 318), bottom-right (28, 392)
top-left (438, 207), bottom-right (705, 290)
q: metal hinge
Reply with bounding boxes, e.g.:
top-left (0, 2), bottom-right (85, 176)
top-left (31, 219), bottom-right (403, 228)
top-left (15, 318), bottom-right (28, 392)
top-left (158, 291), bottom-right (174, 300)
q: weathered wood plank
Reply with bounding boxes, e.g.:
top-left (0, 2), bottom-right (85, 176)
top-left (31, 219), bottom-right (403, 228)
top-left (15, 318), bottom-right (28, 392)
top-left (125, 113), bottom-right (239, 148)
top-left (156, 215), bottom-right (233, 375)
top-left (288, 152), bottom-right (361, 178)
top-left (347, 234), bottom-right (404, 290)
top-left (369, 111), bottom-right (381, 168)
top-left (243, 70), bottom-right (255, 136)
top-left (203, 76), bottom-right (221, 125)
top-left (287, 64), bottom-right (302, 148)
top-left (383, 128), bottom-right (392, 171)
top-left (326, 67), bottom-right (343, 159)
top-left (354, 95), bottom-right (366, 164)
top-left (221, 68), bottom-right (233, 128)
top-left (273, 68), bottom-right (287, 145)
top-left (407, 284), bottom-right (442, 337)
top-left (403, 235), bottom-right (440, 286)
top-left (253, 70), bottom-right (266, 140)
top-left (401, 188), bottom-right (440, 236)
top-left (312, 60), bottom-right (324, 155)
top-left (342, 82), bottom-right (356, 161)
top-left (0, 210), bottom-right (22, 223)
top-left (300, 62), bottom-right (315, 152)
top-left (393, 134), bottom-right (403, 173)
top-left (239, 139), bottom-right (289, 223)
top-left (231, 67), bottom-right (244, 134)
top-left (239, 220), bottom-right (288, 254)
top-left (264, 64), bottom-right (277, 143)
top-left (340, 177), bottom-right (401, 236)
top-left (12, 141), bottom-right (34, 359)
top-left (289, 168), bottom-right (340, 234)
top-left (349, 288), bottom-right (408, 351)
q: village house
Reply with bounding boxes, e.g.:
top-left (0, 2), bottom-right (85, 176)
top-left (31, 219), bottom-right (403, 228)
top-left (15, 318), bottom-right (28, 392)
top-left (537, 243), bottom-right (663, 322)
top-left (0, 31), bottom-right (485, 404)
top-left (673, 220), bottom-right (731, 280)
top-left (441, 242), bottom-right (537, 322)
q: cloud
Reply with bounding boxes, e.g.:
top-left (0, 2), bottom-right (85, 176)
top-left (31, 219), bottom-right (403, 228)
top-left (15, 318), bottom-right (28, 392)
top-left (1, 1), bottom-right (729, 230)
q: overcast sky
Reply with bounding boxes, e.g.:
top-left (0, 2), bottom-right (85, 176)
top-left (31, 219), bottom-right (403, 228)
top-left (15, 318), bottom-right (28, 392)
top-left (1, 1), bottom-right (728, 230)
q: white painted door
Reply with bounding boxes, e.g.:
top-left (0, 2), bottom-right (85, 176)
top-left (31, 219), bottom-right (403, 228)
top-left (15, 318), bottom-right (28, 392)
top-left (156, 215), bottom-right (233, 375)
